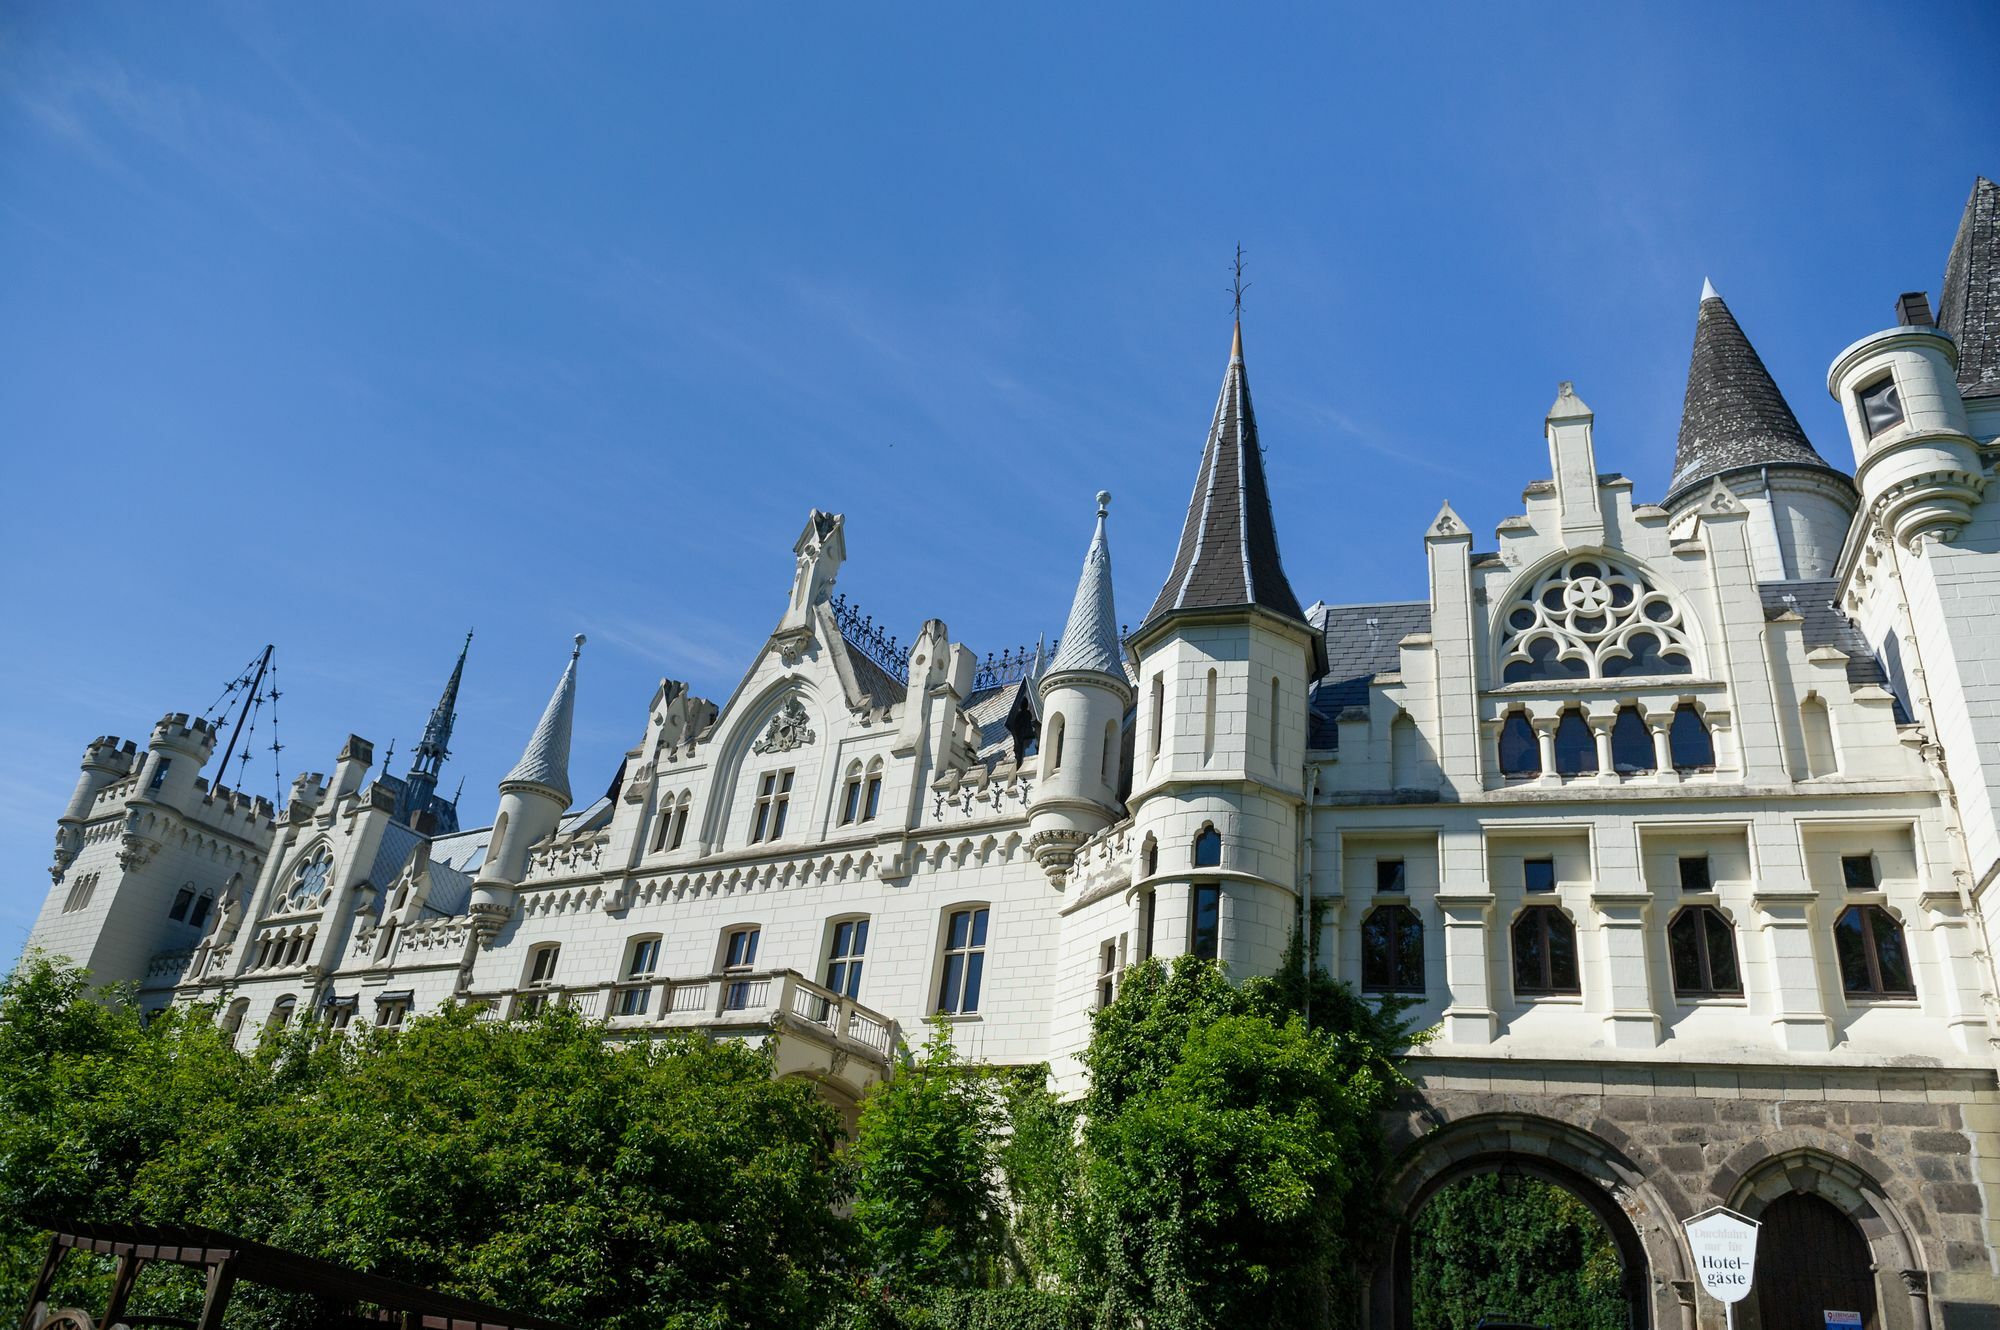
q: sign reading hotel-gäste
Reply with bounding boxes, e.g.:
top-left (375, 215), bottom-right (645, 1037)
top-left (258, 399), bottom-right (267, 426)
top-left (1683, 1207), bottom-right (1760, 1304)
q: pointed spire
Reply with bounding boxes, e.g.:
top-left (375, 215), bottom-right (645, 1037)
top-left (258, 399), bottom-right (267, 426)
top-left (1141, 321), bottom-right (1306, 631)
top-left (1047, 491), bottom-right (1125, 682)
top-left (1666, 284), bottom-right (1840, 504)
top-left (411, 630), bottom-right (472, 779)
top-left (503, 635), bottom-right (584, 806)
top-left (1940, 176), bottom-right (2000, 400)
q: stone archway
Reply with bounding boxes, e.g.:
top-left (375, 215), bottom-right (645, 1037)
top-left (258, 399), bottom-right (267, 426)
top-left (1368, 1112), bottom-right (1695, 1330)
top-left (1720, 1146), bottom-right (1933, 1330)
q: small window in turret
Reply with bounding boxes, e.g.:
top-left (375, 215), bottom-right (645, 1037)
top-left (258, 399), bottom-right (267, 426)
top-left (168, 887), bottom-right (195, 921)
top-left (1858, 376), bottom-right (1903, 438)
top-left (1193, 827), bottom-right (1222, 868)
top-left (148, 758), bottom-right (171, 792)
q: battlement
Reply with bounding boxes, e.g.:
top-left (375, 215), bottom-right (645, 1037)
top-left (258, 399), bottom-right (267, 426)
top-left (149, 712), bottom-right (219, 753)
top-left (83, 736), bottom-right (139, 774)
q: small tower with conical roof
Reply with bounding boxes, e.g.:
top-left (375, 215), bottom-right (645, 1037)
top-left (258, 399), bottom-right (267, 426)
top-left (1124, 321), bottom-right (1320, 973)
top-left (470, 635), bottom-right (583, 937)
top-left (1667, 281), bottom-right (1857, 578)
top-left (1028, 491), bottom-right (1131, 886)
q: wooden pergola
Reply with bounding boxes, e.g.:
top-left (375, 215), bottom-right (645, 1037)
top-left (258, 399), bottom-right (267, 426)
top-left (17, 1219), bottom-right (574, 1330)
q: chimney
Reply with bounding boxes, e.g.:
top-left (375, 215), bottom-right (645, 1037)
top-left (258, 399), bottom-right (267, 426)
top-left (1896, 292), bottom-right (1936, 328)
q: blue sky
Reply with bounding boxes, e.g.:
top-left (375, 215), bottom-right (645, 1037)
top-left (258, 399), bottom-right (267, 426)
top-left (3, 3), bottom-right (1995, 960)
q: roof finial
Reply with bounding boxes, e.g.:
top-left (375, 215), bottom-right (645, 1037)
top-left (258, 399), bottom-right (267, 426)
top-left (1096, 489), bottom-right (1111, 519)
top-left (1701, 276), bottom-right (1720, 303)
top-left (572, 633), bottom-right (586, 658)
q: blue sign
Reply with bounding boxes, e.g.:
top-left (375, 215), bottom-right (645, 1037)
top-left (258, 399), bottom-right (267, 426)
top-left (1823, 1313), bottom-right (1863, 1329)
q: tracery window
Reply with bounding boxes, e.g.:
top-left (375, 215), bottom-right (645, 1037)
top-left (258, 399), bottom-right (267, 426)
top-left (284, 846), bottom-right (334, 911)
top-left (1500, 557), bottom-right (1694, 683)
top-left (1362, 905), bottom-right (1424, 994)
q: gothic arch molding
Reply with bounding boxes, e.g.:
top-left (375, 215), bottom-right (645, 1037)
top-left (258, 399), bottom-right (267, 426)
top-left (1368, 1111), bottom-right (1691, 1330)
top-left (698, 675), bottom-right (825, 847)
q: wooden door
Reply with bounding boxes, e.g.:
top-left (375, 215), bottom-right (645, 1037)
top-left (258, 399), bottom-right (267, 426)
top-left (1753, 1192), bottom-right (1877, 1330)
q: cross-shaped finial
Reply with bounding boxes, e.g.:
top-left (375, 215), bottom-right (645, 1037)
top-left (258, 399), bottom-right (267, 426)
top-left (1230, 244), bottom-right (1250, 318)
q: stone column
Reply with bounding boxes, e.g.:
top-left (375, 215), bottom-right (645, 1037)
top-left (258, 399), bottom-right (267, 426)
top-left (1438, 826), bottom-right (1497, 1044)
top-left (1647, 712), bottom-right (1677, 783)
top-left (1534, 719), bottom-right (1559, 784)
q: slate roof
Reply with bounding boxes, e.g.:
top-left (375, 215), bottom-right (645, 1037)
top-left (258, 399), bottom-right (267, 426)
top-left (1756, 580), bottom-right (1892, 695)
top-left (1940, 176), bottom-right (2000, 400)
top-left (1141, 323), bottom-right (1307, 631)
top-left (1666, 285), bottom-right (1847, 504)
top-left (1048, 496), bottom-right (1125, 680)
top-left (503, 640), bottom-right (581, 805)
top-left (1306, 601), bottom-right (1431, 750)
top-left (836, 629), bottom-right (909, 708)
top-left (964, 679), bottom-right (1035, 765)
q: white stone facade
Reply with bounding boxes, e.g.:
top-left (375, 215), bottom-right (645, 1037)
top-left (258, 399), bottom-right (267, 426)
top-left (26, 180), bottom-right (2000, 1321)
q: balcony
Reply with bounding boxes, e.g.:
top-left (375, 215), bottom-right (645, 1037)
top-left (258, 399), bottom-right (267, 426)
top-left (472, 968), bottom-right (901, 1113)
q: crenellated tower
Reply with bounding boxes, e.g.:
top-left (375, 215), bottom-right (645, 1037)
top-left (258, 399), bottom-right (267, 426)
top-left (1124, 321), bottom-right (1321, 974)
top-left (1028, 491), bottom-right (1131, 886)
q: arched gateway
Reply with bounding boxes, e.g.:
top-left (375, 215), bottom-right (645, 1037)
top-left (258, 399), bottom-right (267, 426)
top-left (1367, 1113), bottom-right (1692, 1329)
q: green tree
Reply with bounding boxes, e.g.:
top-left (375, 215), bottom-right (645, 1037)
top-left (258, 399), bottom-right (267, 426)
top-left (1409, 1174), bottom-right (1626, 1330)
top-left (849, 1018), bottom-right (1006, 1289)
top-left (0, 954), bottom-right (855, 1330)
top-left (1077, 954), bottom-right (1414, 1330)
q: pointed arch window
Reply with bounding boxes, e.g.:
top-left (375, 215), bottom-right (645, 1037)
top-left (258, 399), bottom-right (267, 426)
top-left (1668, 905), bottom-right (1741, 997)
top-left (1193, 827), bottom-right (1222, 868)
top-left (1552, 707), bottom-right (1597, 775)
top-left (1610, 706), bottom-right (1655, 773)
top-left (1149, 674), bottom-right (1165, 760)
top-left (1670, 704), bottom-right (1715, 772)
top-left (1500, 556), bottom-right (1694, 682)
top-left (1045, 714), bottom-right (1066, 776)
top-left (284, 846), bottom-right (334, 912)
top-left (1834, 905), bottom-right (1915, 997)
top-left (1498, 711), bottom-right (1540, 777)
top-left (1101, 719), bottom-right (1118, 784)
top-left (1512, 906), bottom-right (1579, 995)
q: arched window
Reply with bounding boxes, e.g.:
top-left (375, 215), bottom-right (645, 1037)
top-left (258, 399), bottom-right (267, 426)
top-left (1670, 704), bottom-right (1714, 772)
top-left (284, 846), bottom-right (333, 911)
top-left (222, 998), bottom-right (249, 1046)
top-left (825, 916), bottom-right (869, 999)
top-left (1101, 719), bottom-right (1118, 784)
top-left (1362, 905), bottom-right (1424, 994)
top-left (1046, 713), bottom-right (1066, 776)
top-left (1512, 906), bottom-right (1579, 995)
top-left (670, 792), bottom-right (692, 850)
top-left (937, 907), bottom-right (989, 1014)
top-left (1801, 695), bottom-right (1837, 777)
top-left (188, 893), bottom-right (214, 930)
top-left (1498, 711), bottom-right (1540, 777)
top-left (1499, 556), bottom-right (1695, 682)
top-left (1833, 905), bottom-right (1915, 997)
top-left (1150, 673), bottom-right (1165, 759)
top-left (839, 761), bottom-right (865, 825)
top-left (168, 887), bottom-right (196, 921)
top-left (652, 797), bottom-right (676, 851)
top-left (1140, 836), bottom-right (1158, 878)
top-left (270, 995), bottom-right (297, 1030)
top-left (1193, 826), bottom-right (1222, 868)
top-left (1668, 906), bottom-right (1741, 997)
top-left (863, 760), bottom-right (885, 821)
top-left (1610, 706), bottom-right (1654, 773)
top-left (1552, 708), bottom-right (1596, 775)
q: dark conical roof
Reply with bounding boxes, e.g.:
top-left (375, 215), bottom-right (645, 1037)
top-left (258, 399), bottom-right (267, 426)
top-left (1140, 323), bottom-right (1306, 631)
top-left (1666, 282), bottom-right (1842, 503)
top-left (1940, 176), bottom-right (2000, 400)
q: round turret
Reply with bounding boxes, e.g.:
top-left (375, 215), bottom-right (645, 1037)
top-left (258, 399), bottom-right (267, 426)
top-left (1828, 323), bottom-right (1983, 547)
top-left (139, 712), bottom-right (217, 805)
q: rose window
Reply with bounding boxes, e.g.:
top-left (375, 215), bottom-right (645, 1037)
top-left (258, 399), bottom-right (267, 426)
top-left (1499, 558), bottom-right (1694, 683)
top-left (283, 847), bottom-right (334, 912)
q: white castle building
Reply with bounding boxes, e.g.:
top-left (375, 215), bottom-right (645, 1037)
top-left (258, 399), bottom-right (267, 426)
top-left (25, 178), bottom-right (2000, 1327)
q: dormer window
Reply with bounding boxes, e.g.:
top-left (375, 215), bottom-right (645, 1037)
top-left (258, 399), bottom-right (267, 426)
top-left (1857, 375), bottom-right (1903, 438)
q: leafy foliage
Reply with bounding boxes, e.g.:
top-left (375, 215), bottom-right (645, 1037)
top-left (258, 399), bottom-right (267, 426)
top-left (0, 953), bottom-right (853, 1330)
top-left (1409, 1174), bottom-right (1626, 1330)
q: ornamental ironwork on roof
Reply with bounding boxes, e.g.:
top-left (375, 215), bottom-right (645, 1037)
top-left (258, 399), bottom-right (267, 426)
top-left (1047, 491), bottom-right (1125, 683)
top-left (1665, 282), bottom-right (1846, 504)
top-left (503, 636), bottom-right (582, 805)
top-left (1941, 176), bottom-right (2000, 400)
top-left (1140, 322), bottom-right (1306, 632)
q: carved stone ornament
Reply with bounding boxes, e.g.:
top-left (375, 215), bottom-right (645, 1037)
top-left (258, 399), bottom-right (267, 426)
top-left (752, 698), bottom-right (817, 754)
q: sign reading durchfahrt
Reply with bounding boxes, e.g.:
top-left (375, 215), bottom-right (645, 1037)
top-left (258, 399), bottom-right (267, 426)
top-left (1683, 1206), bottom-right (1760, 1304)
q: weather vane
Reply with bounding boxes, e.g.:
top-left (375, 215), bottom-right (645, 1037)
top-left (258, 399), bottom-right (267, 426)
top-left (1230, 243), bottom-right (1250, 318)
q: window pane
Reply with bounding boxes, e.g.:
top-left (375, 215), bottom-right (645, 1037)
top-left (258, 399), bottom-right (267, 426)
top-left (832, 921), bottom-right (853, 957)
top-left (1679, 856), bottom-right (1712, 892)
top-left (1611, 708), bottom-right (1655, 772)
top-left (1194, 829), bottom-right (1222, 868)
top-left (1394, 909), bottom-right (1424, 992)
top-left (1670, 705), bottom-right (1714, 770)
top-left (845, 961), bottom-right (863, 997)
top-left (1860, 378), bottom-right (1903, 435)
top-left (1834, 909), bottom-right (1871, 992)
top-left (970, 908), bottom-right (989, 947)
top-left (1668, 910), bottom-right (1703, 995)
top-left (1524, 859), bottom-right (1556, 893)
top-left (1192, 886), bottom-right (1220, 961)
top-left (1377, 860), bottom-right (1406, 893)
top-left (1842, 855), bottom-right (1877, 891)
top-left (1870, 908), bottom-right (1914, 995)
top-left (1702, 909), bottom-right (1740, 994)
top-left (780, 771), bottom-right (794, 793)
top-left (1545, 912), bottom-right (1579, 991)
top-left (939, 954), bottom-right (965, 1012)
top-left (1361, 911), bottom-right (1393, 991)
top-left (865, 777), bottom-right (882, 819)
top-left (842, 782), bottom-right (859, 823)
top-left (751, 804), bottom-right (769, 842)
top-left (949, 910), bottom-right (970, 950)
top-left (744, 929), bottom-right (759, 965)
top-left (1553, 710), bottom-right (1596, 774)
top-left (852, 919), bottom-right (869, 955)
top-left (771, 800), bottom-right (788, 839)
top-left (1499, 712), bottom-right (1540, 775)
top-left (960, 952), bottom-right (984, 1013)
top-left (759, 773), bottom-right (775, 796)
top-left (1512, 914), bottom-right (1545, 991)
